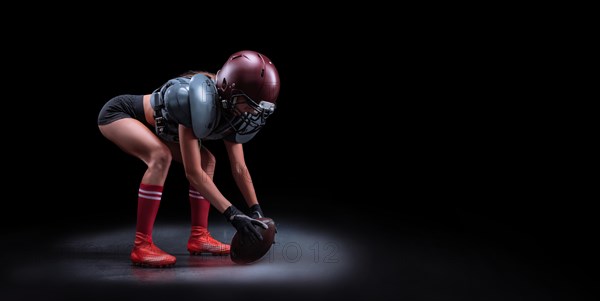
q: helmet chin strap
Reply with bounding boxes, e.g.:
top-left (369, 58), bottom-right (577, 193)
top-left (221, 97), bottom-right (231, 109)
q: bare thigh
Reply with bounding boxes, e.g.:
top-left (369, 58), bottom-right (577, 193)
top-left (99, 118), bottom-right (169, 164)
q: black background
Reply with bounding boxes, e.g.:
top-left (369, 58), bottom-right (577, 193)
top-left (1, 22), bottom-right (597, 300)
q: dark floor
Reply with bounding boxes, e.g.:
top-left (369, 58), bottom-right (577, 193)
top-left (24, 221), bottom-right (352, 284)
top-left (1, 215), bottom-right (596, 301)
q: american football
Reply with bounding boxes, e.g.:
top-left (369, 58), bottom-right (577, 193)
top-left (230, 217), bottom-right (276, 264)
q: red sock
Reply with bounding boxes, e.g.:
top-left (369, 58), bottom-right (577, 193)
top-left (136, 183), bottom-right (163, 236)
top-left (189, 186), bottom-right (209, 228)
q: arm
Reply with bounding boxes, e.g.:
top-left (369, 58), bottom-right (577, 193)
top-left (180, 125), bottom-right (267, 242)
top-left (223, 140), bottom-right (259, 207)
top-left (179, 124), bottom-right (231, 213)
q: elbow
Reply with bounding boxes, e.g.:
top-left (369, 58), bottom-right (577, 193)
top-left (231, 163), bottom-right (247, 177)
top-left (231, 163), bottom-right (251, 181)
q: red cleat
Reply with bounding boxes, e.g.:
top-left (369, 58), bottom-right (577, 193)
top-left (187, 226), bottom-right (230, 256)
top-left (130, 232), bottom-right (176, 268)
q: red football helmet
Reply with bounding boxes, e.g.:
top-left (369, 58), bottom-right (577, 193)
top-left (216, 50), bottom-right (280, 135)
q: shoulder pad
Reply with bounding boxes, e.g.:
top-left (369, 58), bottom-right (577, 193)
top-left (162, 77), bottom-right (191, 127)
top-left (189, 74), bottom-right (220, 139)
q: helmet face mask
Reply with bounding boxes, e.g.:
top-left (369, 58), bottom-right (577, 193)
top-left (225, 92), bottom-right (275, 135)
top-left (216, 50), bottom-right (280, 136)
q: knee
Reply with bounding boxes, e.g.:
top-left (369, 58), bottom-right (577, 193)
top-left (205, 152), bottom-right (216, 169)
top-left (202, 150), bottom-right (216, 172)
top-left (148, 147), bottom-right (172, 172)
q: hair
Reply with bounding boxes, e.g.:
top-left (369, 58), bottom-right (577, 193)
top-left (179, 70), bottom-right (215, 80)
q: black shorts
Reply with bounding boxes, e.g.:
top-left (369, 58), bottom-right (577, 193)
top-left (97, 94), bottom-right (152, 128)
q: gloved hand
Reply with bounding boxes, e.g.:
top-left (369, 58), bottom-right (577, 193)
top-left (249, 204), bottom-right (278, 236)
top-left (223, 205), bottom-right (268, 244)
top-left (249, 204), bottom-right (264, 219)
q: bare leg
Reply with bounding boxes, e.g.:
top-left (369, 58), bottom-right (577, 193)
top-left (99, 118), bottom-right (176, 266)
top-left (99, 119), bottom-right (172, 185)
top-left (189, 146), bottom-right (216, 227)
top-left (185, 145), bottom-right (230, 255)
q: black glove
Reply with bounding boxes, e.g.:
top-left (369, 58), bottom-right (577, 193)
top-left (250, 204), bottom-right (278, 236)
top-left (249, 204), bottom-right (264, 219)
top-left (223, 205), bottom-right (268, 244)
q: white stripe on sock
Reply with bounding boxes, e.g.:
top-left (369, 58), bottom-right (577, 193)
top-left (189, 194), bottom-right (206, 200)
top-left (139, 188), bottom-right (162, 196)
top-left (138, 193), bottom-right (162, 200)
